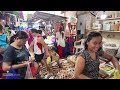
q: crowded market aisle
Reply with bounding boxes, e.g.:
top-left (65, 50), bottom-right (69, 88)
top-left (0, 11), bottom-right (120, 79)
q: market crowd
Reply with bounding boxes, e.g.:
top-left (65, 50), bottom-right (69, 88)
top-left (0, 22), bottom-right (68, 79)
top-left (0, 22), bottom-right (120, 79)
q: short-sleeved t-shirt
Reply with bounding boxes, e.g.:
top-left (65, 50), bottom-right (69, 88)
top-left (3, 45), bottom-right (30, 78)
top-left (78, 48), bottom-right (103, 79)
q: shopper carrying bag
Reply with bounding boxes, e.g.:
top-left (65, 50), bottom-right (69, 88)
top-left (2, 31), bottom-right (32, 79)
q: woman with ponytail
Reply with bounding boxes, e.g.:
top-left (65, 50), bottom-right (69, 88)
top-left (74, 31), bottom-right (120, 79)
top-left (2, 31), bottom-right (32, 79)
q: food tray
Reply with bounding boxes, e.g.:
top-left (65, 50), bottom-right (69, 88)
top-left (99, 64), bottom-right (115, 76)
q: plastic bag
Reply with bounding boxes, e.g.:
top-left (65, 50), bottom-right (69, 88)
top-left (6, 66), bottom-right (21, 79)
top-left (25, 64), bottom-right (34, 79)
top-left (113, 69), bottom-right (120, 79)
top-left (46, 57), bottom-right (51, 65)
top-left (30, 63), bottom-right (36, 77)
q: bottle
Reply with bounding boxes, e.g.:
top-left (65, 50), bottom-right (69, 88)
top-left (115, 11), bottom-right (117, 18)
top-left (116, 11), bottom-right (119, 17)
top-left (112, 22), bottom-right (115, 31)
top-left (118, 21), bottom-right (120, 31)
top-left (111, 22), bottom-right (114, 30)
top-left (103, 23), bottom-right (106, 30)
top-left (112, 12), bottom-right (115, 18)
top-left (109, 12), bottom-right (112, 18)
top-left (109, 22), bottom-right (112, 30)
top-left (106, 22), bottom-right (109, 30)
top-left (116, 21), bottom-right (119, 31)
top-left (114, 23), bottom-right (117, 31)
top-left (108, 22), bottom-right (111, 31)
top-left (118, 11), bottom-right (120, 17)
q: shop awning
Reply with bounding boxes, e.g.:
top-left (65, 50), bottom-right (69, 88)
top-left (28, 11), bottom-right (67, 22)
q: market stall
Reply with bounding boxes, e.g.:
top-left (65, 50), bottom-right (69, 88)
top-left (36, 50), bottom-right (77, 79)
top-left (1, 11), bottom-right (120, 79)
top-left (35, 50), bottom-right (119, 79)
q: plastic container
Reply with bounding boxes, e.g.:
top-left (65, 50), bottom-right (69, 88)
top-left (103, 44), bottom-right (119, 56)
top-left (99, 64), bottom-right (115, 76)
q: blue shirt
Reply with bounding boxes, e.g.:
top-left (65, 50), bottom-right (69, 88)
top-left (0, 34), bottom-right (8, 48)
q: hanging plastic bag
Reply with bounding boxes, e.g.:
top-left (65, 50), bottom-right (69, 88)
top-left (30, 63), bottom-right (36, 77)
top-left (46, 57), bottom-right (51, 65)
top-left (6, 66), bottom-right (21, 79)
top-left (25, 64), bottom-right (34, 79)
top-left (113, 69), bottom-right (120, 79)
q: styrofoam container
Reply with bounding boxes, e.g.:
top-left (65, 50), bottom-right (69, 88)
top-left (103, 44), bottom-right (119, 56)
top-left (100, 64), bottom-right (115, 76)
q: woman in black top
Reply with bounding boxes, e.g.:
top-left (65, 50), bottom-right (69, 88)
top-left (2, 31), bottom-right (31, 79)
top-left (74, 31), bottom-right (120, 79)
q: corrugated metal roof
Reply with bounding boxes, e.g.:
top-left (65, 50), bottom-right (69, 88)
top-left (28, 11), bottom-right (67, 22)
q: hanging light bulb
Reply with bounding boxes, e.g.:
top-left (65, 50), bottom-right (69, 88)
top-left (101, 11), bottom-right (107, 19)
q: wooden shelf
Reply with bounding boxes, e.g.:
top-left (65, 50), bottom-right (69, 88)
top-left (97, 17), bottom-right (120, 21)
top-left (96, 30), bottom-right (120, 33)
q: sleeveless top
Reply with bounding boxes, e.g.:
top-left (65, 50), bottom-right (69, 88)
top-left (78, 49), bottom-right (103, 79)
top-left (33, 35), bottom-right (45, 55)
